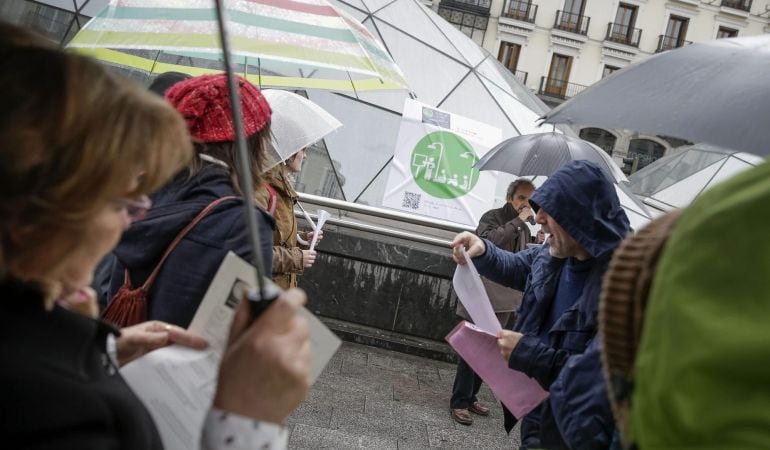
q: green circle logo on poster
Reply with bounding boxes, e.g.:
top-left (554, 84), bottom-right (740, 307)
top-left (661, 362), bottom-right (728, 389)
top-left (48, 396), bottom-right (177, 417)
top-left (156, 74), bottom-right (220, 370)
top-left (410, 131), bottom-right (480, 199)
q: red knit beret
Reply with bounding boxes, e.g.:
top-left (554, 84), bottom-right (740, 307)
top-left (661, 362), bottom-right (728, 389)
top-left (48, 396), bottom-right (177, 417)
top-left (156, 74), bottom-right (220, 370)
top-left (165, 74), bottom-right (271, 143)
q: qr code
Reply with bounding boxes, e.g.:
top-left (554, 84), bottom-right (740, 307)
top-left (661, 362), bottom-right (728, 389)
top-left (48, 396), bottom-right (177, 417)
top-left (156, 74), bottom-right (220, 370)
top-left (402, 192), bottom-right (421, 209)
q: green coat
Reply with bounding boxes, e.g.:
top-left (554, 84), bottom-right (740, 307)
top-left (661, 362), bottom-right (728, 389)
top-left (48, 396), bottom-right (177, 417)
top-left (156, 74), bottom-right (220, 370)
top-left (631, 160), bottom-right (770, 449)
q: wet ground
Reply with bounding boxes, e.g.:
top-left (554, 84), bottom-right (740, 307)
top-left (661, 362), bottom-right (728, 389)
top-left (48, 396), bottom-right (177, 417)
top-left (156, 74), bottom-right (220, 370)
top-left (287, 342), bottom-right (521, 449)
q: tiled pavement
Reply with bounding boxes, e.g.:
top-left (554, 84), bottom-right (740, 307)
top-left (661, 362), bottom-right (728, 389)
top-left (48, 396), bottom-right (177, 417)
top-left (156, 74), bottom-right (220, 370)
top-left (287, 342), bottom-right (521, 449)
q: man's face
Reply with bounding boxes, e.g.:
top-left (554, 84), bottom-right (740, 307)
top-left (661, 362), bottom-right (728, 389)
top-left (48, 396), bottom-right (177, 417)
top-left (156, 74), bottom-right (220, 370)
top-left (535, 208), bottom-right (589, 259)
top-left (509, 184), bottom-right (535, 212)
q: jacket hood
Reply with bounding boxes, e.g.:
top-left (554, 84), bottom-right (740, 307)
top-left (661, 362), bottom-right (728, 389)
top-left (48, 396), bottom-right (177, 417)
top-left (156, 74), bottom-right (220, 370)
top-left (530, 160), bottom-right (630, 258)
top-left (113, 163), bottom-right (237, 271)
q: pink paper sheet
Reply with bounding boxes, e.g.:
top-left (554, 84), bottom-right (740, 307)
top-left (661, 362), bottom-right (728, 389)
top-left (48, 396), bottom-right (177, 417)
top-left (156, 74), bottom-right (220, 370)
top-left (446, 321), bottom-right (549, 419)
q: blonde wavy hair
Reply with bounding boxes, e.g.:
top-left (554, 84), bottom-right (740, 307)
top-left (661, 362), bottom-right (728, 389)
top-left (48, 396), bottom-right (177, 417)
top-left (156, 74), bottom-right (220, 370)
top-left (0, 42), bottom-right (192, 285)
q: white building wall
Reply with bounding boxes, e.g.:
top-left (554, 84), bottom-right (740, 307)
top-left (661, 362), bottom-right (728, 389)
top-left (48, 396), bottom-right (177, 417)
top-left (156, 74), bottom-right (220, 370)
top-left (432, 0), bottom-right (770, 164)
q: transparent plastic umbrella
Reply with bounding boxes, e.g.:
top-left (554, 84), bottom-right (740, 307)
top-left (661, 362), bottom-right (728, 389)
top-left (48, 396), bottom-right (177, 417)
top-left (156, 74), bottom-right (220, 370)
top-left (262, 90), bottom-right (342, 171)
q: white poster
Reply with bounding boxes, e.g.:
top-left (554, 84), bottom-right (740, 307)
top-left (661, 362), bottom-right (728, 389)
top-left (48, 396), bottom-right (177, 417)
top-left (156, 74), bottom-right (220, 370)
top-left (383, 99), bottom-right (501, 226)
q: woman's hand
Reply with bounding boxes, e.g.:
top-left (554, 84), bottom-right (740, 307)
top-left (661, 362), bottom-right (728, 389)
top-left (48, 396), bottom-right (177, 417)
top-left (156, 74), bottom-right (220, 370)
top-left (302, 250), bottom-right (317, 268)
top-left (214, 289), bottom-right (311, 424)
top-left (305, 230), bottom-right (323, 243)
top-left (57, 287), bottom-right (99, 318)
top-left (117, 321), bottom-right (208, 366)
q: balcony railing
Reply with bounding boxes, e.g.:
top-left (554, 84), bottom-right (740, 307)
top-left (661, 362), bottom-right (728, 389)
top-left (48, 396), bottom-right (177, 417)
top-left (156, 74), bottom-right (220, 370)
top-left (656, 34), bottom-right (692, 52)
top-left (538, 76), bottom-right (587, 100)
top-left (501, 1), bottom-right (538, 23)
top-left (439, 0), bottom-right (492, 15)
top-left (721, 0), bottom-right (752, 11)
top-left (514, 70), bottom-right (528, 85)
top-left (605, 22), bottom-right (642, 47)
top-left (553, 10), bottom-right (590, 35)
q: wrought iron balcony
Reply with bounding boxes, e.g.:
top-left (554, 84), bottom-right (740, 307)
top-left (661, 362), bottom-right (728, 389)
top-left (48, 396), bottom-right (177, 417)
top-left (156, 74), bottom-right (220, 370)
top-left (656, 34), bottom-right (692, 52)
top-left (720, 0), bottom-right (752, 11)
top-left (553, 10), bottom-right (590, 35)
top-left (538, 76), bottom-right (587, 100)
top-left (439, 0), bottom-right (492, 15)
top-left (605, 22), bottom-right (642, 47)
top-left (501, 1), bottom-right (538, 23)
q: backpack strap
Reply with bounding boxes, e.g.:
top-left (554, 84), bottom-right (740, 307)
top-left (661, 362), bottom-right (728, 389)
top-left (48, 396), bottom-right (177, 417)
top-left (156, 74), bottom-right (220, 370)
top-left (264, 182), bottom-right (278, 217)
top-left (139, 195), bottom-right (237, 290)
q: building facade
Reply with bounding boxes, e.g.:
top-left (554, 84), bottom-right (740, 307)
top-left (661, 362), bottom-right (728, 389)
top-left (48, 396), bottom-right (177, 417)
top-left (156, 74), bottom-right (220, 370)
top-left (431, 0), bottom-right (770, 170)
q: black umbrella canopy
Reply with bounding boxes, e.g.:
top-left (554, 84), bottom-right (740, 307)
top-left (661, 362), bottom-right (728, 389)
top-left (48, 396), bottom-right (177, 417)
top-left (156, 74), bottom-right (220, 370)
top-left (474, 133), bottom-right (625, 182)
top-left (542, 35), bottom-right (770, 156)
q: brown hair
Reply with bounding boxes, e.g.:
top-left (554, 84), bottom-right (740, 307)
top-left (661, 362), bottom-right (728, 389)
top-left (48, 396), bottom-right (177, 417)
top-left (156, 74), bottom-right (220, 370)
top-left (190, 125), bottom-right (271, 196)
top-left (0, 42), bottom-right (192, 282)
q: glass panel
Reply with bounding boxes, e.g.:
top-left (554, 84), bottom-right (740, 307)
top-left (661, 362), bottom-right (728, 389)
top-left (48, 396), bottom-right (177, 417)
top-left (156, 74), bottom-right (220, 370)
top-left (705, 156), bottom-right (755, 189)
top-left (375, 18), bottom-right (471, 106)
top-left (423, 3), bottom-right (486, 67)
top-left (306, 89), bottom-right (404, 201)
top-left (361, 0), bottom-right (398, 13)
top-left (654, 160), bottom-right (723, 208)
top-left (293, 139), bottom-right (346, 200)
top-left (355, 163), bottom-right (391, 205)
top-left (476, 57), bottom-right (551, 114)
top-left (479, 76), bottom-right (545, 136)
top-left (439, 73), bottom-right (518, 141)
top-left (332, 0), bottom-right (368, 13)
top-left (375, 0), bottom-right (465, 61)
top-left (331, 0), bottom-right (369, 21)
top-left (652, 148), bottom-right (724, 191)
top-left (628, 152), bottom-right (685, 195)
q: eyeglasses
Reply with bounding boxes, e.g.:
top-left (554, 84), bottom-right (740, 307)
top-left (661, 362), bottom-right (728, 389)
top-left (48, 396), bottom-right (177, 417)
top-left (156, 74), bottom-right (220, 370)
top-left (113, 195), bottom-right (152, 222)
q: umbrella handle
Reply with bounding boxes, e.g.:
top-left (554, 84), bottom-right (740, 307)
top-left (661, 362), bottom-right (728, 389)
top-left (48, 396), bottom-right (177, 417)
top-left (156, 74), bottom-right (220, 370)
top-left (212, 0), bottom-right (278, 316)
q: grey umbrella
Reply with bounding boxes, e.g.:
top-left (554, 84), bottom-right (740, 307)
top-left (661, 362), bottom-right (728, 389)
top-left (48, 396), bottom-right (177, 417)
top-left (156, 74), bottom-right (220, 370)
top-left (474, 132), bottom-right (626, 182)
top-left (542, 35), bottom-right (770, 156)
top-left (474, 132), bottom-right (652, 230)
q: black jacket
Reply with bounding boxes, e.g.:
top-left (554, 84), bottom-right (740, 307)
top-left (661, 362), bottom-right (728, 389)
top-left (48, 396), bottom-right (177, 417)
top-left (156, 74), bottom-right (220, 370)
top-left (108, 163), bottom-right (275, 328)
top-left (476, 202), bottom-right (530, 252)
top-left (0, 279), bottom-right (162, 449)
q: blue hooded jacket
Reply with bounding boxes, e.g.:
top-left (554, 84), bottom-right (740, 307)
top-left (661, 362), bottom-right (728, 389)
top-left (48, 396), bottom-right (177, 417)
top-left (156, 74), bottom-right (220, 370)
top-left (107, 163), bottom-right (274, 328)
top-left (473, 160), bottom-right (630, 450)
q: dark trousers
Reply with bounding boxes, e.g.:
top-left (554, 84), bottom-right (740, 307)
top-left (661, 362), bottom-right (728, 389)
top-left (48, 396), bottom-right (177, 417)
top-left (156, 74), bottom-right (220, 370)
top-left (450, 357), bottom-right (483, 409)
top-left (450, 311), bottom-right (513, 410)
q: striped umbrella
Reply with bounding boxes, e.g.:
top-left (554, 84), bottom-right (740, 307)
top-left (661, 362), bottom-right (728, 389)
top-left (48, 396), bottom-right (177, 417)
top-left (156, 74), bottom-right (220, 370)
top-left (67, 0), bottom-right (408, 94)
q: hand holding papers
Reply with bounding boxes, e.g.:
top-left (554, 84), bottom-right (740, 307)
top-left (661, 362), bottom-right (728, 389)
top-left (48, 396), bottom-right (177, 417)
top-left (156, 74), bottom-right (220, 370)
top-left (453, 249), bottom-right (501, 334)
top-left (447, 249), bottom-right (548, 419)
top-left (309, 209), bottom-right (330, 251)
top-left (121, 252), bottom-right (341, 448)
top-left (296, 202), bottom-right (330, 253)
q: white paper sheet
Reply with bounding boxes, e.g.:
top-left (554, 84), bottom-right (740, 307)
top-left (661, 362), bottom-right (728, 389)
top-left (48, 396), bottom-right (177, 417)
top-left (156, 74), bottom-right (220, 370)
top-left (452, 249), bottom-right (502, 334)
top-left (121, 252), bottom-right (341, 449)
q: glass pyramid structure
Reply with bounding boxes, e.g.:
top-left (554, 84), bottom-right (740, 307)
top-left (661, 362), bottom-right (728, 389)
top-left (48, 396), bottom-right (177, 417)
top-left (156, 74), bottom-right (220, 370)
top-left (628, 144), bottom-right (764, 214)
top-left (294, 0), bottom-right (557, 207)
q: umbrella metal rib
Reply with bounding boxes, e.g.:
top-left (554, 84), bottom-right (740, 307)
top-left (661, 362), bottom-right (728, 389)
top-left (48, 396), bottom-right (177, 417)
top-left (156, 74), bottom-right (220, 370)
top-left (213, 0), bottom-right (268, 301)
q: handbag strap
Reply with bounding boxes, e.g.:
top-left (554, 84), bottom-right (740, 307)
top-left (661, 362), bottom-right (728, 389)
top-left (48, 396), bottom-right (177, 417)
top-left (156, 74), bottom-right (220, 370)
top-left (138, 196), bottom-right (238, 290)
